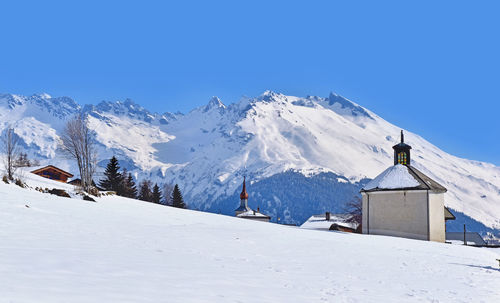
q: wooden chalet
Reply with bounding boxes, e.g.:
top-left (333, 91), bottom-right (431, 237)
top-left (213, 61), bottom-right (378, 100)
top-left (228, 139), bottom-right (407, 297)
top-left (31, 165), bottom-right (73, 183)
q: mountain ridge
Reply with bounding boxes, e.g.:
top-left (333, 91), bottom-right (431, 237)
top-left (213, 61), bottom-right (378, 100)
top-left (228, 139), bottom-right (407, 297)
top-left (0, 91), bottom-right (498, 230)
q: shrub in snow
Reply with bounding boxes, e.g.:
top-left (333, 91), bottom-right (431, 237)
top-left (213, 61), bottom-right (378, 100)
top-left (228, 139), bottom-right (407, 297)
top-left (14, 178), bottom-right (25, 188)
top-left (87, 187), bottom-right (101, 197)
top-left (2, 175), bottom-right (8, 184)
top-left (48, 188), bottom-right (71, 198)
top-left (83, 195), bottom-right (96, 202)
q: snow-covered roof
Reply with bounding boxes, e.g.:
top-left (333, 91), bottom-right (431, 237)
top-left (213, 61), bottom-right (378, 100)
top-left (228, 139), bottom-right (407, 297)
top-left (237, 210), bottom-right (270, 218)
top-left (361, 164), bottom-right (447, 193)
top-left (31, 165), bottom-right (74, 177)
top-left (234, 205), bottom-right (251, 212)
top-left (446, 232), bottom-right (487, 246)
top-left (300, 214), bottom-right (358, 231)
top-left (363, 164), bottom-right (419, 191)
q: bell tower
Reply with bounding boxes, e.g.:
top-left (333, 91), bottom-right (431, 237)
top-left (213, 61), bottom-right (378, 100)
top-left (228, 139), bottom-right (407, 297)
top-left (393, 130), bottom-right (412, 165)
top-left (235, 176), bottom-right (251, 216)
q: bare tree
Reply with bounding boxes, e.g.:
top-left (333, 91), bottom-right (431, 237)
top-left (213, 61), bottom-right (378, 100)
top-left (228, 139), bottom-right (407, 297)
top-left (1, 128), bottom-right (20, 180)
top-left (14, 152), bottom-right (31, 168)
top-left (344, 195), bottom-right (362, 226)
top-left (60, 115), bottom-right (98, 192)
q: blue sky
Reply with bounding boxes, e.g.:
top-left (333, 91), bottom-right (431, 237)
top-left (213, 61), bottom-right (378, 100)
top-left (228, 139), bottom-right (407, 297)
top-left (0, 1), bottom-right (499, 165)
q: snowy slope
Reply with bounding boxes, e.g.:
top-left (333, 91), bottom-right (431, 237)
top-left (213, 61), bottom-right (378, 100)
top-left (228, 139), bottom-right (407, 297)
top-left (0, 175), bottom-right (499, 302)
top-left (0, 92), bottom-right (499, 230)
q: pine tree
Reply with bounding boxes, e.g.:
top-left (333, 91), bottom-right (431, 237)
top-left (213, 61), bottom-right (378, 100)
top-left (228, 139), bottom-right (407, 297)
top-left (99, 156), bottom-right (122, 193)
top-left (151, 183), bottom-right (162, 204)
top-left (172, 184), bottom-right (186, 208)
top-left (138, 179), bottom-right (153, 202)
top-left (119, 168), bottom-right (137, 199)
top-left (125, 173), bottom-right (138, 199)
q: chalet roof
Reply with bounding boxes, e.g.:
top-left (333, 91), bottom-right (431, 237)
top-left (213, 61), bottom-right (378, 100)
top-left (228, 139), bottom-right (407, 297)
top-left (361, 164), bottom-right (447, 193)
top-left (31, 165), bottom-right (73, 178)
top-left (67, 178), bottom-right (81, 185)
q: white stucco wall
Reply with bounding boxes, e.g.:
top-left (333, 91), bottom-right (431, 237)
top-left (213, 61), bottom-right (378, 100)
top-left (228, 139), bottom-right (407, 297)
top-left (362, 194), bottom-right (369, 234)
top-left (428, 192), bottom-right (445, 242)
top-left (362, 190), bottom-right (429, 241)
top-left (362, 190), bottom-right (446, 243)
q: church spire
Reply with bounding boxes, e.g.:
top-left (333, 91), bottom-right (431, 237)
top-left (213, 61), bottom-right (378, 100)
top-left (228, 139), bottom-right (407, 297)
top-left (393, 130), bottom-right (412, 166)
top-left (240, 176), bottom-right (249, 200)
top-left (235, 176), bottom-right (251, 216)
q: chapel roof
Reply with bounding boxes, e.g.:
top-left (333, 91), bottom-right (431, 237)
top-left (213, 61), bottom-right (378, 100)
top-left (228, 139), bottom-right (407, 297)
top-left (361, 164), bottom-right (447, 193)
top-left (237, 209), bottom-right (271, 219)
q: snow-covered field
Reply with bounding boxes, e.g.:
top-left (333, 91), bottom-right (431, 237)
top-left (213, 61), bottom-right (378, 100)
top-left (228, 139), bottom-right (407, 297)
top-left (0, 173), bottom-right (499, 302)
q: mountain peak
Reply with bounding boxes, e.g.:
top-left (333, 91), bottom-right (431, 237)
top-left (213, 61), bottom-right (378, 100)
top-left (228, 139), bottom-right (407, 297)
top-left (326, 92), bottom-right (372, 119)
top-left (32, 93), bottom-right (52, 99)
top-left (92, 99), bottom-right (156, 122)
top-left (258, 90), bottom-right (287, 103)
top-left (261, 90), bottom-right (276, 96)
top-left (260, 90), bottom-right (281, 98)
top-left (203, 96), bottom-right (226, 113)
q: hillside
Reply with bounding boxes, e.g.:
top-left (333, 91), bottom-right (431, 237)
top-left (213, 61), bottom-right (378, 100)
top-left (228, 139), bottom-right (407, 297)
top-left (0, 92), bottom-right (499, 231)
top-left (0, 173), bottom-right (499, 302)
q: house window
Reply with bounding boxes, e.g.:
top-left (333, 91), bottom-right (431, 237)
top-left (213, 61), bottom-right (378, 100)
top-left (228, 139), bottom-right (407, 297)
top-left (397, 152), bottom-right (407, 165)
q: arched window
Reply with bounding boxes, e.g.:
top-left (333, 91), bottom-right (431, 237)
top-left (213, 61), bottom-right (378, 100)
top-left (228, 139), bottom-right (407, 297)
top-left (397, 152), bottom-right (407, 165)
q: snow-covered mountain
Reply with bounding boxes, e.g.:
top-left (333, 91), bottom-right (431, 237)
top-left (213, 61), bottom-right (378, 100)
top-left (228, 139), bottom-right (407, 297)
top-left (1, 91), bottom-right (499, 231)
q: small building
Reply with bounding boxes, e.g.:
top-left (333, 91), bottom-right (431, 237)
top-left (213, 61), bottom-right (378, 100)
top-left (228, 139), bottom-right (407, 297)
top-left (360, 131), bottom-right (451, 242)
top-left (234, 177), bottom-right (271, 222)
top-left (301, 212), bottom-right (359, 233)
top-left (237, 208), bottom-right (271, 222)
top-left (67, 178), bottom-right (102, 190)
top-left (31, 165), bottom-right (73, 183)
top-left (446, 232), bottom-right (487, 246)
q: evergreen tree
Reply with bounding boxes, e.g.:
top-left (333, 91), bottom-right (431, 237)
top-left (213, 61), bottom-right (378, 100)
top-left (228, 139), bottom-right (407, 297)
top-left (119, 168), bottom-right (137, 199)
top-left (138, 179), bottom-right (153, 202)
top-left (120, 167), bottom-right (128, 195)
top-left (172, 184), bottom-right (186, 208)
top-left (99, 156), bottom-right (122, 193)
top-left (124, 173), bottom-right (138, 199)
top-left (151, 183), bottom-right (162, 204)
